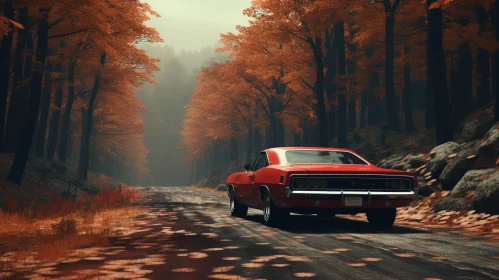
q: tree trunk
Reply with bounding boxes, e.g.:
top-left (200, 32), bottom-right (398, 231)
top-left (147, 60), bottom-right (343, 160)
top-left (310, 37), bottom-right (329, 147)
top-left (428, 0), bottom-right (452, 145)
top-left (338, 96), bottom-right (348, 147)
top-left (293, 132), bottom-right (301, 146)
top-left (303, 123), bottom-right (310, 146)
top-left (476, 5), bottom-right (491, 108)
top-left (325, 28), bottom-right (337, 140)
top-left (425, 16), bottom-right (436, 129)
top-left (58, 61), bottom-right (75, 161)
top-left (495, 0), bottom-right (499, 121)
top-left (385, 10), bottom-right (400, 131)
top-left (230, 136), bottom-right (238, 163)
top-left (336, 22), bottom-right (348, 147)
top-left (34, 58), bottom-right (53, 157)
top-left (0, 0), bottom-right (14, 149)
top-left (457, 43), bottom-right (473, 124)
top-left (46, 54), bottom-right (63, 160)
top-left (360, 90), bottom-right (367, 128)
top-left (77, 52), bottom-right (106, 180)
top-left (246, 123), bottom-right (253, 164)
top-left (3, 8), bottom-right (30, 153)
top-left (403, 47), bottom-right (416, 133)
top-left (348, 100), bottom-right (356, 131)
top-left (8, 8), bottom-right (50, 184)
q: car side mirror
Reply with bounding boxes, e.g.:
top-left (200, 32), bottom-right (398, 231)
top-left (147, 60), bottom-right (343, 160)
top-left (244, 164), bottom-right (251, 171)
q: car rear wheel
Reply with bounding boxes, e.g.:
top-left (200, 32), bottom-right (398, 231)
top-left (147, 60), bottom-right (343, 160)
top-left (230, 190), bottom-right (247, 217)
top-left (263, 191), bottom-right (289, 226)
top-left (367, 208), bottom-right (396, 228)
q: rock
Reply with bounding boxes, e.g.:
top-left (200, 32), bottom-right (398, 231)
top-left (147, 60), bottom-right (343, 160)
top-left (472, 171), bottom-right (499, 214)
top-left (378, 154), bottom-right (405, 169)
top-left (477, 122), bottom-right (499, 158)
top-left (451, 168), bottom-right (496, 197)
top-left (459, 111), bottom-right (495, 142)
top-left (418, 183), bottom-right (438, 197)
top-left (409, 156), bottom-right (426, 168)
top-left (434, 197), bottom-right (470, 212)
top-left (438, 141), bottom-right (480, 190)
top-left (428, 142), bottom-right (462, 178)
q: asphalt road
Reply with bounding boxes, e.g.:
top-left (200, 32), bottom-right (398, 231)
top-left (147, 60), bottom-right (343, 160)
top-left (131, 186), bottom-right (499, 280)
top-left (12, 186), bottom-right (499, 280)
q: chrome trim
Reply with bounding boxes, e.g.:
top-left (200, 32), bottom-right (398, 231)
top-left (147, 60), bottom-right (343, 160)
top-left (367, 191), bottom-right (372, 207)
top-left (291, 190), bottom-right (416, 196)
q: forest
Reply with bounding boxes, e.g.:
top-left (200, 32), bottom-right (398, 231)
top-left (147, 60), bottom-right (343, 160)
top-left (0, 0), bottom-right (161, 185)
top-left (182, 0), bottom-right (499, 181)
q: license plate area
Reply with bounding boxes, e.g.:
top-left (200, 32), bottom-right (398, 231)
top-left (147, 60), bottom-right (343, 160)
top-left (344, 196), bottom-right (363, 207)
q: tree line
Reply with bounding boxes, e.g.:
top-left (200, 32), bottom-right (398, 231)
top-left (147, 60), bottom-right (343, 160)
top-left (0, 0), bottom-right (161, 184)
top-left (181, 0), bottom-right (498, 179)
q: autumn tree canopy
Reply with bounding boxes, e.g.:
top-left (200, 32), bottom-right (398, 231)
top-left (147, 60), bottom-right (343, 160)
top-left (0, 0), bottom-right (162, 184)
top-left (182, 0), bottom-right (498, 177)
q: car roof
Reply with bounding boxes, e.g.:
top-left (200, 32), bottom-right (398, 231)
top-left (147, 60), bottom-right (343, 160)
top-left (265, 147), bottom-right (354, 153)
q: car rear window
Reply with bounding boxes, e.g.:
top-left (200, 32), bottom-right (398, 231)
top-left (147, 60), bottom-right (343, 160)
top-left (285, 150), bottom-right (368, 165)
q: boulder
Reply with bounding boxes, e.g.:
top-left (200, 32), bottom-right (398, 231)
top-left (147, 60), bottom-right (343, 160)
top-left (438, 141), bottom-right (480, 190)
top-left (434, 197), bottom-right (470, 212)
top-left (451, 168), bottom-right (496, 197)
top-left (418, 183), bottom-right (440, 197)
top-left (477, 122), bottom-right (499, 158)
top-left (409, 155), bottom-right (426, 168)
top-left (428, 142), bottom-right (462, 178)
top-left (472, 171), bottom-right (499, 214)
top-left (459, 111), bottom-right (495, 142)
top-left (378, 155), bottom-right (404, 169)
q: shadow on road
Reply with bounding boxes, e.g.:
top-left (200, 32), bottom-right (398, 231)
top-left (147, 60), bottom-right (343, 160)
top-left (243, 214), bottom-right (430, 235)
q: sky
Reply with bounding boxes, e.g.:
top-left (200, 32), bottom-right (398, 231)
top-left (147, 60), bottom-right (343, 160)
top-left (142, 0), bottom-right (252, 51)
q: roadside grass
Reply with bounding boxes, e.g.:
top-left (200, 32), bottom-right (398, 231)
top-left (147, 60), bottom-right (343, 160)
top-left (0, 187), bottom-right (145, 274)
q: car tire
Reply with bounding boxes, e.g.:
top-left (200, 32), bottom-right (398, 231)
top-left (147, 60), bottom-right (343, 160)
top-left (230, 190), bottom-right (248, 217)
top-left (263, 191), bottom-right (289, 226)
top-left (367, 208), bottom-right (396, 228)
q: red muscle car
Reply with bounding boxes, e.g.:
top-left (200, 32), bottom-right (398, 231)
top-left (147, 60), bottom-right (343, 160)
top-left (226, 147), bottom-right (419, 228)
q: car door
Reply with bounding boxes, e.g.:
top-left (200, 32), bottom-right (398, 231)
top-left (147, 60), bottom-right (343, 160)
top-left (237, 155), bottom-right (260, 205)
top-left (249, 152), bottom-right (269, 206)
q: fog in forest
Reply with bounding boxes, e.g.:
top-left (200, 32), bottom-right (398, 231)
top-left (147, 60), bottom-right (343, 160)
top-left (137, 0), bottom-right (251, 185)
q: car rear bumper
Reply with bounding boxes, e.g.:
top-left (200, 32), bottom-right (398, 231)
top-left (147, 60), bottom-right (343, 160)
top-left (277, 187), bottom-right (418, 209)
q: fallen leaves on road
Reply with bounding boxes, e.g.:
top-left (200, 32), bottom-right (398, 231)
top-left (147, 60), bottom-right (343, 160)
top-left (293, 272), bottom-right (317, 277)
top-left (346, 263), bottom-right (367, 267)
top-left (334, 248), bottom-right (351, 252)
top-left (241, 263), bottom-right (264, 268)
top-left (394, 253), bottom-right (416, 258)
top-left (321, 250), bottom-right (340, 254)
top-left (172, 268), bottom-right (196, 272)
top-left (362, 258), bottom-right (382, 262)
top-left (208, 274), bottom-right (249, 280)
top-left (222, 257), bottom-right (241, 261)
top-left (272, 263), bottom-right (289, 267)
top-left (212, 266), bottom-right (235, 273)
top-left (336, 236), bottom-right (354, 240)
top-left (189, 252), bottom-right (209, 259)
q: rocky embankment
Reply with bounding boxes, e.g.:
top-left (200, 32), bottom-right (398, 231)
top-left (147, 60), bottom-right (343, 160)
top-left (377, 121), bottom-right (499, 215)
